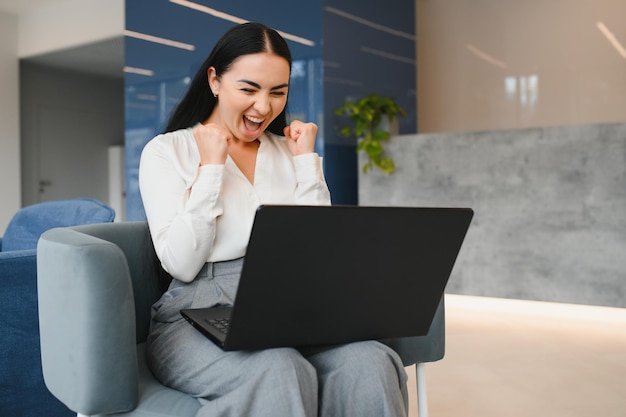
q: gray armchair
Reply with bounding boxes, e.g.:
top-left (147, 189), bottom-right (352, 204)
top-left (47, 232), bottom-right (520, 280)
top-left (37, 221), bottom-right (444, 417)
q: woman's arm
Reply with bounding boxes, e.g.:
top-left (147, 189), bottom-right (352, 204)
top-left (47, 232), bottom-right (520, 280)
top-left (283, 120), bottom-right (332, 206)
top-left (139, 134), bottom-right (224, 282)
top-left (293, 153), bottom-right (331, 206)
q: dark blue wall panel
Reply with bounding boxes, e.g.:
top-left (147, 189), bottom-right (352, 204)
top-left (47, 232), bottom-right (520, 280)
top-left (125, 0), bottom-right (324, 219)
top-left (323, 0), bottom-right (416, 204)
top-left (125, 0), bottom-right (414, 218)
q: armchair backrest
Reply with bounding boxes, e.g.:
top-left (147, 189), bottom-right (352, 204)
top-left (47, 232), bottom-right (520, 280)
top-left (2, 198), bottom-right (115, 252)
top-left (37, 221), bottom-right (171, 414)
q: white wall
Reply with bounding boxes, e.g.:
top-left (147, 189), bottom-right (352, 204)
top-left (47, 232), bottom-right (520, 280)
top-left (0, 0), bottom-right (124, 232)
top-left (0, 12), bottom-right (21, 233)
top-left (18, 0), bottom-right (124, 58)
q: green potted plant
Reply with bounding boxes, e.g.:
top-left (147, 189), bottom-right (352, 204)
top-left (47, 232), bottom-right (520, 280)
top-left (334, 94), bottom-right (407, 175)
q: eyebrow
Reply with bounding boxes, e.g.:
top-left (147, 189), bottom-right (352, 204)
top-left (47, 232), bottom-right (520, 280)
top-left (237, 79), bottom-right (289, 90)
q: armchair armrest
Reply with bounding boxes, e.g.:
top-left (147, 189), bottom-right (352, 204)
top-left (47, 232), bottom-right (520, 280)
top-left (382, 297), bottom-right (445, 366)
top-left (37, 227), bottom-right (139, 415)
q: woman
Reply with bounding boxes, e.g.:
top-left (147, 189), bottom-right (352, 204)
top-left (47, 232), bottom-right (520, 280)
top-left (139, 22), bottom-right (408, 417)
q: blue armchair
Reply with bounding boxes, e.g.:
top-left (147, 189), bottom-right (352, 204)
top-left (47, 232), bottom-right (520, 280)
top-left (0, 198), bottom-right (115, 417)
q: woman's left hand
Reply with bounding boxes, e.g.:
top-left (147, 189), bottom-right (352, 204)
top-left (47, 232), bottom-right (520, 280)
top-left (284, 120), bottom-right (317, 155)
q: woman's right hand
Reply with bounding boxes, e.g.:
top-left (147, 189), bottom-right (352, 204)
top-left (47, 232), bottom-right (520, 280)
top-left (193, 123), bottom-right (231, 165)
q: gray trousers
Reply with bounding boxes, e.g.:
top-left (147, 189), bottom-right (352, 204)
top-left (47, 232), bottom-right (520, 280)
top-left (147, 259), bottom-right (408, 417)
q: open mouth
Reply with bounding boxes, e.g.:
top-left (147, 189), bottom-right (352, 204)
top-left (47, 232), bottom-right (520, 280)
top-left (243, 115), bottom-right (264, 132)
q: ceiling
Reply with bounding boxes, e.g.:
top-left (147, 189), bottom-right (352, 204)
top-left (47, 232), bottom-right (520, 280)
top-left (23, 37), bottom-right (124, 79)
top-left (0, 0), bottom-right (124, 78)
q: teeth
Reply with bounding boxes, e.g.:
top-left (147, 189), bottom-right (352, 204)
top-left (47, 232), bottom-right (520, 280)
top-left (245, 115), bottom-right (264, 123)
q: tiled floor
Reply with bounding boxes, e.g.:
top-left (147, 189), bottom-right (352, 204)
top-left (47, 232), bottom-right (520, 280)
top-left (405, 295), bottom-right (626, 417)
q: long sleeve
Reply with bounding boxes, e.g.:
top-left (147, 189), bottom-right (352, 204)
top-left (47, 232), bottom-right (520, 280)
top-left (293, 153), bottom-right (331, 206)
top-left (139, 129), bottom-right (224, 282)
top-left (139, 130), bottom-right (332, 283)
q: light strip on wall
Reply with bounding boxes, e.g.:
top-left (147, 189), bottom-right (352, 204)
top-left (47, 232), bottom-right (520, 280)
top-left (466, 44), bottom-right (507, 69)
top-left (123, 66), bottom-right (155, 76)
top-left (324, 76), bottom-right (363, 87)
top-left (446, 294), bottom-right (626, 324)
top-left (597, 21), bottom-right (626, 59)
top-left (123, 29), bottom-right (196, 51)
top-left (361, 46), bottom-right (415, 65)
top-left (324, 6), bottom-right (415, 41)
top-left (169, 0), bottom-right (315, 47)
top-left (137, 94), bottom-right (157, 101)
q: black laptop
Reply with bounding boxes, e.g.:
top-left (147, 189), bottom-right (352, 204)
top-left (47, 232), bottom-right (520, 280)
top-left (181, 204), bottom-right (473, 351)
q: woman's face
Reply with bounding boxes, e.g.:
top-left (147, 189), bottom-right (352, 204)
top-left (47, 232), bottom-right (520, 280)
top-left (207, 52), bottom-right (290, 142)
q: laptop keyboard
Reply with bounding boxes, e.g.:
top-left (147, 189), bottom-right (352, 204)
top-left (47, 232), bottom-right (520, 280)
top-left (206, 317), bottom-right (230, 334)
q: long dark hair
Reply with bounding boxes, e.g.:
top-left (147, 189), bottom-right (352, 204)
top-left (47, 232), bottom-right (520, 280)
top-left (165, 22), bottom-right (292, 134)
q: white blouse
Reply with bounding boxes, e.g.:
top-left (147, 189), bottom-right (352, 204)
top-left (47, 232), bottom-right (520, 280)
top-left (139, 127), bottom-right (331, 283)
